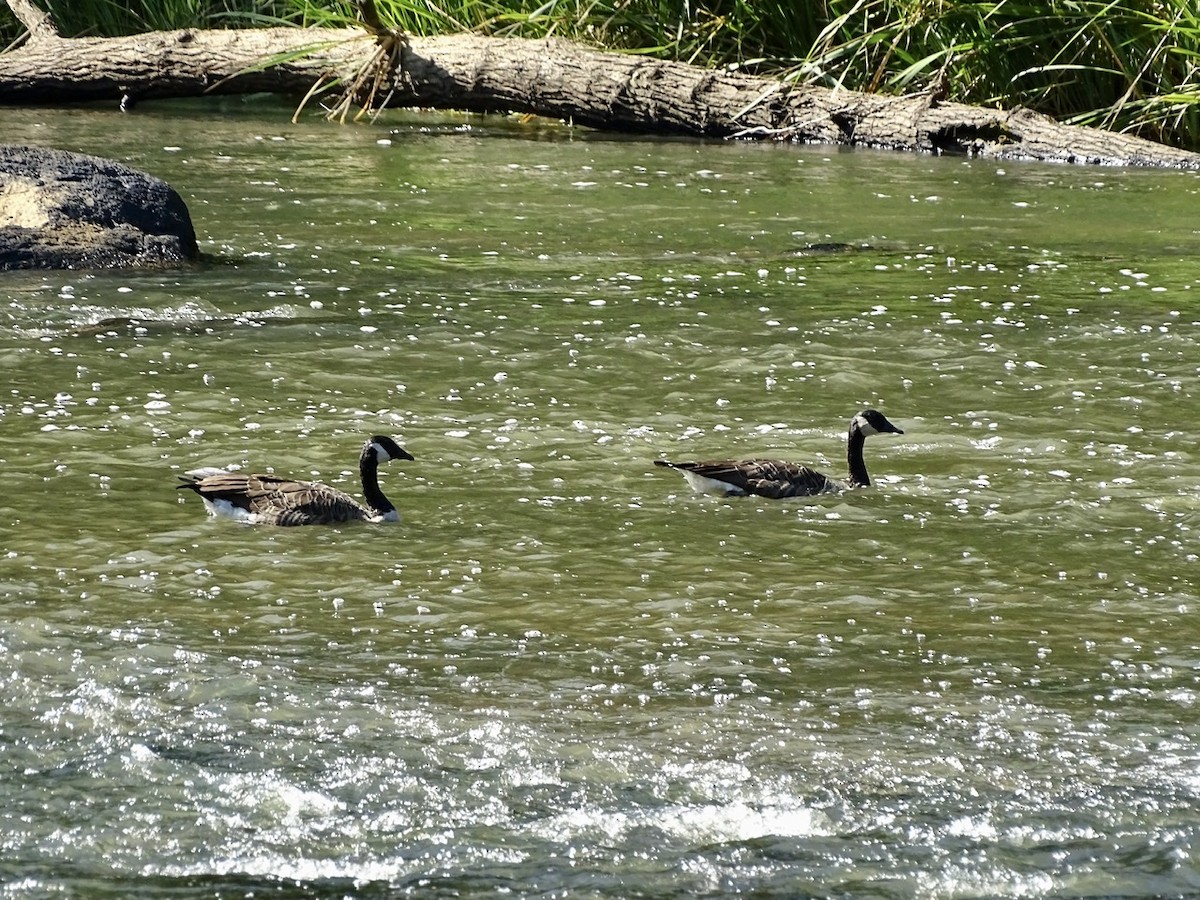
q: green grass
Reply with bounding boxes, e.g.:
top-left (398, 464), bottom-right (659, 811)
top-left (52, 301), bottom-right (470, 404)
top-left (793, 0), bottom-right (1200, 150)
top-left (1, 1), bottom-right (294, 35)
top-left (3, 0), bottom-right (1197, 150)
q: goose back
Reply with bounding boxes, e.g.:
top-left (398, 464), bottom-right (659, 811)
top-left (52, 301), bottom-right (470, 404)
top-left (653, 459), bottom-right (839, 498)
top-left (176, 472), bottom-right (378, 525)
top-left (177, 435), bottom-right (412, 526)
top-left (655, 409), bottom-right (903, 499)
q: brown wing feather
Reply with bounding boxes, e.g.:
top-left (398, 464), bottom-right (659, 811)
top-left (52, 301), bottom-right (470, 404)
top-left (179, 472), bottom-right (370, 525)
top-left (259, 485), bottom-right (372, 525)
top-left (656, 458), bottom-right (840, 498)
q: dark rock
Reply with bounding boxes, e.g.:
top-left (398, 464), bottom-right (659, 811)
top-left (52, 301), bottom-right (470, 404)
top-left (789, 242), bottom-right (868, 256)
top-left (0, 145), bottom-right (198, 270)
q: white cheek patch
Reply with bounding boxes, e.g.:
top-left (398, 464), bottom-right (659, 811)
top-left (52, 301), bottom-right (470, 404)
top-left (853, 414), bottom-right (879, 436)
top-left (371, 442), bottom-right (392, 464)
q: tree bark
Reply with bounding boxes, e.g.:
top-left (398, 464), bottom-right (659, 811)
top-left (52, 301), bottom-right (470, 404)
top-left (2, 1), bottom-right (1197, 169)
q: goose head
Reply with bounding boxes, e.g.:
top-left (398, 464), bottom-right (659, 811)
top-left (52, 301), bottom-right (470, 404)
top-left (851, 409), bottom-right (904, 437)
top-left (367, 435), bottom-right (415, 463)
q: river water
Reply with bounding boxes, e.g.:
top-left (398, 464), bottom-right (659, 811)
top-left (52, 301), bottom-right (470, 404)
top-left (3, 99), bottom-right (1199, 897)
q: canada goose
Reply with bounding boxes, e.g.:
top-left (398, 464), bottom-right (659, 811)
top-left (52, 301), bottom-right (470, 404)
top-left (654, 409), bottom-right (903, 499)
top-left (177, 435), bottom-right (414, 525)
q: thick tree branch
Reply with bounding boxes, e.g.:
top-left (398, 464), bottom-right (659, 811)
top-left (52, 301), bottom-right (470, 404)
top-left (0, 19), bottom-right (1196, 169)
top-left (7, 0), bottom-right (59, 42)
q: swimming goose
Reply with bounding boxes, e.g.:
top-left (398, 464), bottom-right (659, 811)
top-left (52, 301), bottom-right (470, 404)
top-left (177, 435), bottom-right (414, 525)
top-left (654, 409), bottom-right (903, 499)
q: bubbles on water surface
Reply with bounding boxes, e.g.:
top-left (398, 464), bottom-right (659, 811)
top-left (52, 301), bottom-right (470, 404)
top-left (6, 117), bottom-right (1200, 894)
top-left (8, 602), bottom-right (1194, 895)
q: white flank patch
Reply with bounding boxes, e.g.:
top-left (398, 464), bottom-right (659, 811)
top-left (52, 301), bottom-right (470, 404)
top-left (185, 467), bottom-right (232, 479)
top-left (682, 470), bottom-right (745, 496)
top-left (202, 497), bottom-right (255, 522)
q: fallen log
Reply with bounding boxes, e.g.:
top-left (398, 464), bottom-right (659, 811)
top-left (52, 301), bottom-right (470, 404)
top-left (3, 0), bottom-right (1197, 169)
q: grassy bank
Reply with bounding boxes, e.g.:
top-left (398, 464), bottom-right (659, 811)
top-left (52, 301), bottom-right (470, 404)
top-left (4, 0), bottom-right (1197, 151)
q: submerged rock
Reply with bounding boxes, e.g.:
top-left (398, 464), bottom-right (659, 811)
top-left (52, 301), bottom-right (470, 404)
top-left (788, 242), bottom-right (871, 256)
top-left (0, 145), bottom-right (198, 270)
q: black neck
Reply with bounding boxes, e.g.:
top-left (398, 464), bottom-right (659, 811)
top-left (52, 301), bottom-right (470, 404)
top-left (847, 427), bottom-right (869, 487)
top-left (359, 448), bottom-right (394, 514)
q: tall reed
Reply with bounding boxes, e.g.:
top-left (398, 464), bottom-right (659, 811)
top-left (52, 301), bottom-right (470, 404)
top-left (5, 1), bottom-right (296, 35)
top-left (793, 0), bottom-right (1200, 150)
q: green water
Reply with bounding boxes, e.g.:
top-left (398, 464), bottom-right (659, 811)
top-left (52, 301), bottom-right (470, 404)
top-left (3, 99), bottom-right (1200, 897)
